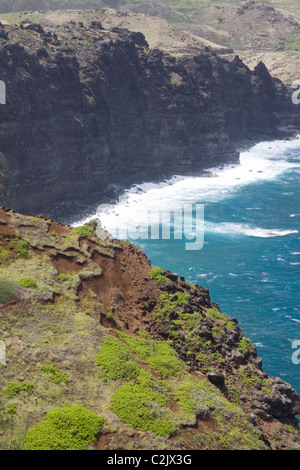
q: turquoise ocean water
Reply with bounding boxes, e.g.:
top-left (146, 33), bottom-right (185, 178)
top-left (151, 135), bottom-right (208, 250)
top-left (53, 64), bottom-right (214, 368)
top-left (75, 136), bottom-right (300, 400)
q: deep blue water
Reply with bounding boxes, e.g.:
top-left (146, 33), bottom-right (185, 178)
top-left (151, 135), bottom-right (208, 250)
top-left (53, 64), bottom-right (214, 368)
top-left (76, 136), bottom-right (300, 401)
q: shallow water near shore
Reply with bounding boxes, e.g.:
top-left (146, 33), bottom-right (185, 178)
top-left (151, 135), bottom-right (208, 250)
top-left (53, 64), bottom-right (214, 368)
top-left (74, 135), bottom-right (300, 402)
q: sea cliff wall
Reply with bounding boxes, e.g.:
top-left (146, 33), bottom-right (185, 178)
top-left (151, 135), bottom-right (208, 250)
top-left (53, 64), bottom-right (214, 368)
top-left (0, 20), bottom-right (298, 216)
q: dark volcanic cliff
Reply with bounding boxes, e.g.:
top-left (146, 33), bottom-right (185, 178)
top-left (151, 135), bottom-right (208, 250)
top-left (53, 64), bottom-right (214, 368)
top-left (0, 16), bottom-right (298, 217)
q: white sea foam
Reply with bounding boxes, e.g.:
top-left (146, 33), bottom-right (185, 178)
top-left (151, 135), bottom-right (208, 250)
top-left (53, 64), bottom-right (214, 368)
top-left (205, 220), bottom-right (298, 238)
top-left (72, 135), bottom-right (300, 238)
top-left (286, 315), bottom-right (300, 323)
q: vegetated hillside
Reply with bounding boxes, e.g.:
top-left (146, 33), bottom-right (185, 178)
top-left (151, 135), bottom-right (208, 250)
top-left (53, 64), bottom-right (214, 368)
top-left (0, 0), bottom-right (107, 13)
top-left (177, 0), bottom-right (300, 85)
top-left (1, 1), bottom-right (300, 84)
top-left (35, 3), bottom-right (300, 84)
top-left (36, 8), bottom-right (232, 57)
top-left (2, 0), bottom-right (300, 18)
top-left (0, 14), bottom-right (298, 219)
top-left (2, 1), bottom-right (300, 52)
top-left (0, 207), bottom-right (299, 450)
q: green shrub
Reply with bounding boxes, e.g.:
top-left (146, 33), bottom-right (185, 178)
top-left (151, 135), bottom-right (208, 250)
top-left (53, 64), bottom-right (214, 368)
top-left (74, 222), bottom-right (96, 238)
top-left (0, 278), bottom-right (18, 303)
top-left (8, 237), bottom-right (30, 259)
top-left (154, 292), bottom-right (189, 321)
top-left (6, 404), bottom-right (17, 416)
top-left (41, 362), bottom-right (69, 384)
top-left (0, 247), bottom-right (12, 265)
top-left (240, 369), bottom-right (272, 394)
top-left (207, 308), bottom-right (227, 322)
top-left (238, 338), bottom-right (253, 354)
top-left (118, 332), bottom-right (184, 378)
top-left (3, 381), bottom-right (34, 398)
top-left (22, 405), bottom-right (105, 450)
top-left (111, 382), bottom-right (176, 437)
top-left (148, 267), bottom-right (170, 285)
top-left (96, 337), bottom-right (140, 380)
top-left (175, 292), bottom-right (189, 304)
top-left (19, 277), bottom-right (38, 289)
top-left (58, 273), bottom-right (73, 282)
top-left (105, 310), bottom-right (114, 319)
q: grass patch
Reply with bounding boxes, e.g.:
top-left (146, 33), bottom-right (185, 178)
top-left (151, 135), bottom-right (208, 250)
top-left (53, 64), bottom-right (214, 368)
top-left (96, 336), bottom-right (140, 381)
top-left (207, 308), bottom-right (227, 322)
top-left (0, 278), bottom-right (18, 303)
top-left (41, 362), bottom-right (69, 384)
top-left (111, 381), bottom-right (176, 437)
top-left (8, 237), bottom-right (30, 259)
top-left (240, 369), bottom-right (272, 394)
top-left (58, 273), bottom-right (73, 282)
top-left (3, 381), bottom-right (34, 398)
top-left (118, 331), bottom-right (184, 378)
top-left (74, 222), bottom-right (96, 238)
top-left (154, 292), bottom-right (190, 321)
top-left (238, 338), bottom-right (253, 354)
top-left (149, 267), bottom-right (170, 285)
top-left (19, 277), bottom-right (38, 289)
top-left (0, 247), bottom-right (12, 265)
top-left (22, 405), bottom-right (105, 450)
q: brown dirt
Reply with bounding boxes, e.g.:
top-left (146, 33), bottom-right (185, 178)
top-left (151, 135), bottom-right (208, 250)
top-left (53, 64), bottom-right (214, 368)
top-left (48, 220), bottom-right (70, 237)
top-left (78, 242), bottom-right (160, 334)
top-left (52, 252), bottom-right (87, 274)
top-left (0, 208), bottom-right (16, 237)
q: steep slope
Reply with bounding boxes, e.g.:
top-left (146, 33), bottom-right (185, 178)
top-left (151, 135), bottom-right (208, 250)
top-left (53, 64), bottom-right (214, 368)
top-left (0, 15), bottom-right (298, 219)
top-left (0, 208), bottom-right (299, 450)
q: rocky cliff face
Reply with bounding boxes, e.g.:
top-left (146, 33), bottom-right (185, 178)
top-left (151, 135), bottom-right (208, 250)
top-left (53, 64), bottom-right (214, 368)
top-left (0, 17), bottom-right (297, 218)
top-left (0, 208), bottom-right (299, 450)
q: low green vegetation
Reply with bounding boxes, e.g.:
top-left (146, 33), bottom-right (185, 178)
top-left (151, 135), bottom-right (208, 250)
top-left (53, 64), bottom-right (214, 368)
top-left (0, 246), bottom-right (12, 265)
top-left (96, 333), bottom-right (181, 436)
top-left (93, 245), bottom-right (115, 258)
top-left (240, 368), bottom-right (272, 394)
top-left (207, 307), bottom-right (227, 322)
top-left (57, 273), bottom-right (73, 282)
top-left (238, 337), bottom-right (253, 354)
top-left (154, 291), bottom-right (190, 320)
top-left (74, 222), bottom-right (96, 238)
top-left (96, 336), bottom-right (140, 381)
top-left (118, 331), bottom-right (184, 378)
top-left (111, 380), bottom-right (176, 437)
top-left (105, 310), bottom-right (114, 319)
top-left (41, 362), bottom-right (69, 384)
top-left (149, 267), bottom-right (171, 285)
top-left (3, 381), bottom-right (34, 398)
top-left (0, 278), bottom-right (18, 303)
top-left (8, 237), bottom-right (30, 259)
top-left (19, 277), bottom-right (37, 289)
top-left (22, 405), bottom-right (105, 450)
